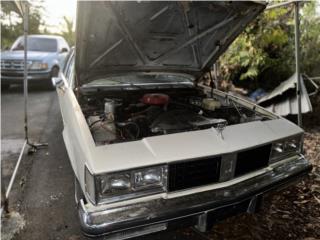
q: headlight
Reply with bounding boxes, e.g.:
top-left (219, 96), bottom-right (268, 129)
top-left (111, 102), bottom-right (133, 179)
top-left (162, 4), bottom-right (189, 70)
top-left (270, 134), bottom-right (302, 164)
top-left (29, 61), bottom-right (48, 70)
top-left (134, 167), bottom-right (163, 189)
top-left (87, 165), bottom-right (167, 204)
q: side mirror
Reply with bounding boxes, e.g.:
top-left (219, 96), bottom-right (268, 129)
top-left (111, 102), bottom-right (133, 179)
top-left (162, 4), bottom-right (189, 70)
top-left (52, 77), bottom-right (64, 88)
top-left (60, 48), bottom-right (69, 53)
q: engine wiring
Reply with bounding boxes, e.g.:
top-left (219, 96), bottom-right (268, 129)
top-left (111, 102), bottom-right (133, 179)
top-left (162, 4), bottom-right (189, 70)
top-left (82, 88), bottom-right (272, 145)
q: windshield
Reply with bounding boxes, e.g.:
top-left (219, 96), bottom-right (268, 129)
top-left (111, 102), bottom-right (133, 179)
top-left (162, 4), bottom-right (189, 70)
top-left (11, 37), bottom-right (57, 52)
top-left (83, 73), bottom-right (194, 87)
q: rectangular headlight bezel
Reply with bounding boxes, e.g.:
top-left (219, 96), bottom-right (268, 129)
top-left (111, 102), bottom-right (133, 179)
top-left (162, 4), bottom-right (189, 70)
top-left (93, 165), bottom-right (168, 205)
top-left (269, 134), bottom-right (303, 164)
top-left (29, 61), bottom-right (48, 70)
top-left (85, 166), bottom-right (96, 205)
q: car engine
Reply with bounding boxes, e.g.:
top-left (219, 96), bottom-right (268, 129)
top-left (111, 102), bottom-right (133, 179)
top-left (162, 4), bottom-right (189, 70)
top-left (81, 90), bottom-right (267, 145)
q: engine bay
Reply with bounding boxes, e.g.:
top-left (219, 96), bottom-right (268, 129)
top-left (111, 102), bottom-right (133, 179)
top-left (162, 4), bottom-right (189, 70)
top-left (80, 88), bottom-right (270, 145)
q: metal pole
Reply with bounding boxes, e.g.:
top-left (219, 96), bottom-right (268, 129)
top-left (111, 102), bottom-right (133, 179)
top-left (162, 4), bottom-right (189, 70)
top-left (0, 130), bottom-right (27, 217)
top-left (23, 2), bottom-right (29, 141)
top-left (0, 0), bottom-right (49, 217)
top-left (5, 141), bottom-right (27, 199)
top-left (294, 1), bottom-right (302, 127)
top-left (21, 1), bottom-right (48, 152)
top-left (266, 1), bottom-right (296, 10)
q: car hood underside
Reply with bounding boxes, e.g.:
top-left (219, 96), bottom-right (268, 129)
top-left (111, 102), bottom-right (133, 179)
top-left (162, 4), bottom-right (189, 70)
top-left (75, 1), bottom-right (265, 85)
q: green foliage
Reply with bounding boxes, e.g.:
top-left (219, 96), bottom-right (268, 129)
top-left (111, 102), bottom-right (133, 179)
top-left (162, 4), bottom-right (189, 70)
top-left (1, 1), bottom-right (44, 49)
top-left (61, 16), bottom-right (75, 46)
top-left (220, 2), bottom-right (320, 91)
top-left (300, 1), bottom-right (320, 77)
top-left (1, 1), bottom-right (23, 49)
top-left (46, 16), bottom-right (75, 47)
top-left (0, 1), bottom-right (75, 49)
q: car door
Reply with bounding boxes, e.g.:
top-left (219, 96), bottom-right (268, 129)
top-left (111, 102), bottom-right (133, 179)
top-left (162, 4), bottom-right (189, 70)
top-left (57, 49), bottom-right (74, 124)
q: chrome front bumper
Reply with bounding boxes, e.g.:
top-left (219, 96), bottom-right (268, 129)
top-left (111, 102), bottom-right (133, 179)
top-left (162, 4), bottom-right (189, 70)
top-left (78, 156), bottom-right (311, 238)
top-left (1, 70), bottom-right (51, 84)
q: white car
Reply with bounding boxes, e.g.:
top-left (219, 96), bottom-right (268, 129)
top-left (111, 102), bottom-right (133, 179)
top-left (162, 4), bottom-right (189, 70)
top-left (53, 1), bottom-right (311, 239)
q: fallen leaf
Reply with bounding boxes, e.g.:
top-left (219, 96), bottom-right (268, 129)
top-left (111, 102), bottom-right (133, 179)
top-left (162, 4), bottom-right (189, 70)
top-left (313, 195), bottom-right (320, 204)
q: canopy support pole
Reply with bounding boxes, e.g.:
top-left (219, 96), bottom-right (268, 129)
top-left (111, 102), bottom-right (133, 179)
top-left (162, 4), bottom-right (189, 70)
top-left (23, 2), bottom-right (29, 144)
top-left (1, 1), bottom-right (48, 217)
top-left (22, 2), bottom-right (48, 152)
top-left (294, 1), bottom-right (302, 128)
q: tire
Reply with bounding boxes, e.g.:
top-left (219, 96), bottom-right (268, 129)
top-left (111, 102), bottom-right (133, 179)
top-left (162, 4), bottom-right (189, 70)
top-left (51, 66), bottom-right (59, 78)
top-left (47, 66), bottom-right (59, 90)
top-left (1, 84), bottom-right (10, 91)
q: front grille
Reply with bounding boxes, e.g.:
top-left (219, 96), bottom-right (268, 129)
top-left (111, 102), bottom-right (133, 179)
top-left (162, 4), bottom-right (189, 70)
top-left (168, 156), bottom-right (221, 192)
top-left (1, 72), bottom-right (24, 77)
top-left (1, 60), bottom-right (31, 70)
top-left (234, 144), bottom-right (272, 177)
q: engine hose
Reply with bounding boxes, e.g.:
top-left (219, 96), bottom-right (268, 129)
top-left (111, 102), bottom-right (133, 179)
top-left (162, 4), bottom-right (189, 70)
top-left (116, 121), bottom-right (140, 139)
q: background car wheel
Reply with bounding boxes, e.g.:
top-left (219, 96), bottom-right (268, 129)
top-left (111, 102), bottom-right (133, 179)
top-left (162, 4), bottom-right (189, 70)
top-left (1, 84), bottom-right (10, 91)
top-left (47, 67), bottom-right (59, 90)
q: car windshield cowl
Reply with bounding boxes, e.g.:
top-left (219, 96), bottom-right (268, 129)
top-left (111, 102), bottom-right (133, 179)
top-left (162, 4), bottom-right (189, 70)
top-left (81, 73), bottom-right (195, 90)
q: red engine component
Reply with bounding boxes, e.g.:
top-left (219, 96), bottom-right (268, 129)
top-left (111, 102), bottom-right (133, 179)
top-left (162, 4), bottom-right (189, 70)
top-left (141, 93), bottom-right (170, 106)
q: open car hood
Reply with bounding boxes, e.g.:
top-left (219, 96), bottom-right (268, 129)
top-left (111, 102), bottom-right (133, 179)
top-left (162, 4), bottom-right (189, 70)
top-left (76, 1), bottom-right (265, 85)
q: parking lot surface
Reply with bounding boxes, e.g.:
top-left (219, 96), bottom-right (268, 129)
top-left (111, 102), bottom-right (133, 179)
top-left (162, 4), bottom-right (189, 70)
top-left (1, 86), bottom-right (84, 239)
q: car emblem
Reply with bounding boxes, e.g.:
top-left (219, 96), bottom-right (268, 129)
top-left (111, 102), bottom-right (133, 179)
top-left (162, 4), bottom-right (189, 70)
top-left (216, 123), bottom-right (226, 140)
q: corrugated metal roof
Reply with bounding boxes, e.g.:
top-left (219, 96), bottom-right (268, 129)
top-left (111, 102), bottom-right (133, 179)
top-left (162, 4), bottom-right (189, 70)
top-left (258, 74), bottom-right (296, 103)
top-left (258, 73), bottom-right (312, 116)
